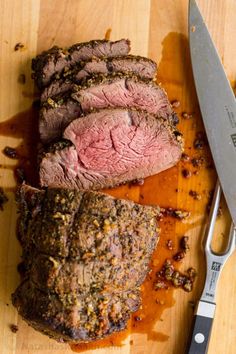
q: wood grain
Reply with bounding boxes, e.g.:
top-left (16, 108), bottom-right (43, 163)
top-left (0, 1), bottom-right (236, 354)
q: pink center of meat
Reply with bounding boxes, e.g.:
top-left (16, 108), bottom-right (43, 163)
top-left (63, 110), bottom-right (177, 175)
top-left (78, 79), bottom-right (171, 118)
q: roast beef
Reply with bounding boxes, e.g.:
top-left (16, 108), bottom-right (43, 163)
top-left (75, 54), bottom-right (157, 80)
top-left (40, 74), bottom-right (178, 144)
top-left (30, 254), bottom-right (151, 295)
top-left (39, 108), bottom-right (183, 190)
top-left (12, 184), bottom-right (160, 342)
top-left (71, 74), bottom-right (174, 118)
top-left (40, 98), bottom-right (81, 143)
top-left (13, 281), bottom-right (141, 342)
top-left (32, 39), bottom-right (131, 89)
top-left (41, 55), bottom-right (157, 102)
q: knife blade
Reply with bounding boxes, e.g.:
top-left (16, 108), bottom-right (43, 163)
top-left (189, 0), bottom-right (236, 225)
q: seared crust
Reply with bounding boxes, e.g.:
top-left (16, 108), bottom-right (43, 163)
top-left (41, 55), bottom-right (158, 102)
top-left (12, 280), bottom-right (141, 343)
top-left (13, 184), bottom-right (160, 342)
top-left (32, 39), bottom-right (131, 89)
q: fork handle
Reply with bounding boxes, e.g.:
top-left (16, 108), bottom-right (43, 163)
top-left (187, 300), bottom-right (216, 354)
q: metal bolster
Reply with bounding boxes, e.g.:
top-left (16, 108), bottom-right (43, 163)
top-left (195, 301), bottom-right (216, 318)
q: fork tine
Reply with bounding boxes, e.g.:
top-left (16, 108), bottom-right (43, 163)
top-left (205, 179), bottom-right (221, 252)
top-left (205, 180), bottom-right (236, 257)
top-left (223, 222), bottom-right (236, 256)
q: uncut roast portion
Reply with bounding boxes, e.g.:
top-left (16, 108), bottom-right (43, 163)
top-left (12, 184), bottom-right (160, 342)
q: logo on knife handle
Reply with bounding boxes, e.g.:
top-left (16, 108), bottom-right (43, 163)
top-left (231, 134), bottom-right (236, 147)
top-left (225, 105), bottom-right (236, 128)
top-left (211, 262), bottom-right (221, 271)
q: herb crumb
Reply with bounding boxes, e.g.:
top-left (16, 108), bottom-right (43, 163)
top-left (134, 316), bottom-right (142, 322)
top-left (181, 112), bottom-right (193, 119)
top-left (171, 100), bottom-right (180, 108)
top-left (173, 251), bottom-right (185, 262)
top-left (194, 132), bottom-right (206, 150)
top-left (3, 146), bottom-right (18, 159)
top-left (182, 169), bottom-right (192, 178)
top-left (181, 153), bottom-right (190, 162)
top-left (180, 236), bottom-right (190, 252)
top-left (14, 42), bottom-right (24, 51)
top-left (189, 190), bottom-right (201, 200)
top-left (155, 260), bottom-right (196, 292)
top-left (161, 207), bottom-right (190, 220)
top-left (166, 239), bottom-right (174, 250)
top-left (9, 324), bottom-right (18, 333)
top-left (0, 188), bottom-right (8, 211)
top-left (191, 156), bottom-right (205, 167)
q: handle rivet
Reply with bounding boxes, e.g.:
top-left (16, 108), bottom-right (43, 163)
top-left (195, 333), bottom-right (205, 344)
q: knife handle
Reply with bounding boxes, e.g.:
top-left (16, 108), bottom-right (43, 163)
top-left (186, 301), bottom-right (216, 354)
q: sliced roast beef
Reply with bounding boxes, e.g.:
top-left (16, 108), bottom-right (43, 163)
top-left (41, 55), bottom-right (157, 102)
top-left (39, 108), bottom-right (183, 190)
top-left (72, 74), bottom-right (173, 118)
top-left (12, 184), bottom-right (160, 342)
top-left (40, 74), bottom-right (178, 144)
top-left (75, 54), bottom-right (157, 80)
top-left (41, 79), bottom-right (74, 103)
top-left (32, 39), bottom-right (131, 89)
top-left (40, 98), bottom-right (81, 143)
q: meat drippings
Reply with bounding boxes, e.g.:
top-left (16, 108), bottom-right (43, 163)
top-left (0, 105), bottom-right (39, 186)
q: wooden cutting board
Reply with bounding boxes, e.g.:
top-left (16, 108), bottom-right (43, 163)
top-left (0, 1), bottom-right (236, 353)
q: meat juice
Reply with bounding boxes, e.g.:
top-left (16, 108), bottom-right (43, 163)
top-left (0, 105), bottom-right (40, 186)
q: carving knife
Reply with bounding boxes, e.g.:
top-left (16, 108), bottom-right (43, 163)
top-left (187, 0), bottom-right (236, 353)
top-left (189, 0), bottom-right (236, 225)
